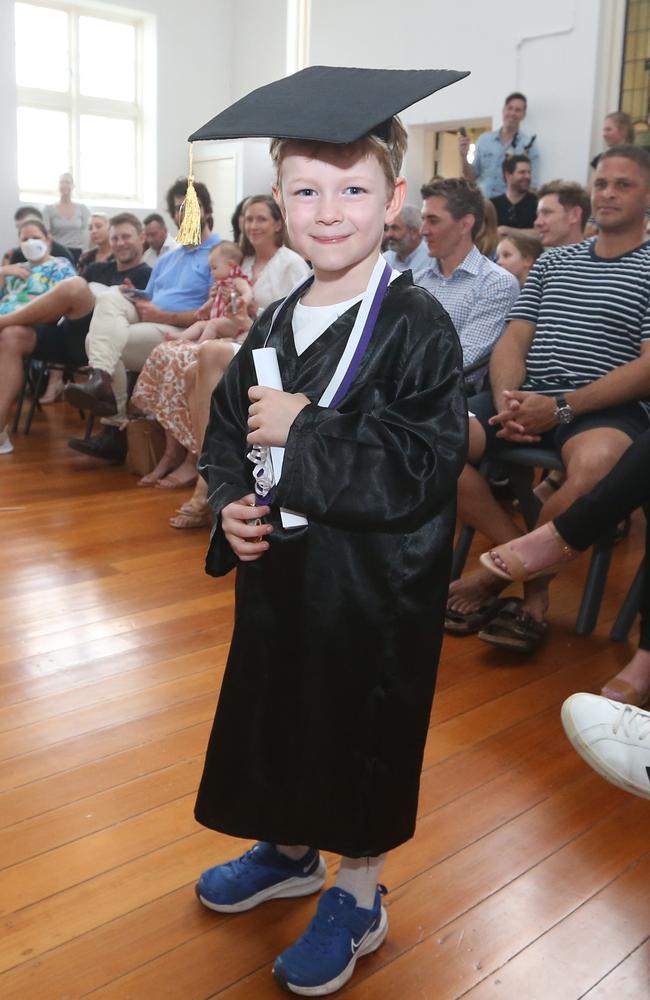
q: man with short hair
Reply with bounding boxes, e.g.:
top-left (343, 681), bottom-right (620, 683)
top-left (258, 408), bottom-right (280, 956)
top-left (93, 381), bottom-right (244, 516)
top-left (383, 204), bottom-right (430, 272)
top-left (64, 179), bottom-right (220, 461)
top-left (535, 180), bottom-right (589, 247)
top-left (460, 92), bottom-right (540, 198)
top-left (446, 146), bottom-right (650, 650)
top-left (6, 206), bottom-right (75, 266)
top-left (142, 212), bottom-right (179, 268)
top-left (415, 177), bottom-right (519, 370)
top-left (490, 154), bottom-right (538, 238)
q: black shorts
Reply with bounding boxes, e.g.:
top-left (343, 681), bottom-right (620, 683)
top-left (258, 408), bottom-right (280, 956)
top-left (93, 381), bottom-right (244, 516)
top-left (32, 312), bottom-right (92, 368)
top-left (469, 390), bottom-right (650, 455)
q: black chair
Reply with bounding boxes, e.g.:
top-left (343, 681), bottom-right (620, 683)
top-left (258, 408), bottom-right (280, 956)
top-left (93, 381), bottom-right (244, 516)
top-left (13, 358), bottom-right (94, 437)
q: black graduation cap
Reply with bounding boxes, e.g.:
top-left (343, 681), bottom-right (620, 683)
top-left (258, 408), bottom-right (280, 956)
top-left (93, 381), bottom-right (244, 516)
top-left (188, 66), bottom-right (469, 144)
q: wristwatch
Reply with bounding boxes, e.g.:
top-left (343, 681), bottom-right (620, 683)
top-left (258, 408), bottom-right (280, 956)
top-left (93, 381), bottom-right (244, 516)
top-left (554, 394), bottom-right (574, 425)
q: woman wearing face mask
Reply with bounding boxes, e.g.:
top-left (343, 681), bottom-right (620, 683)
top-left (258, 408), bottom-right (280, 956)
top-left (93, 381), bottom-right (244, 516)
top-left (0, 220), bottom-right (76, 450)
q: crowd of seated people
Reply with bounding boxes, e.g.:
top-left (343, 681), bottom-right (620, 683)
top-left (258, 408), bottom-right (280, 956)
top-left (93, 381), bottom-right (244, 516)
top-left (3, 100), bottom-right (650, 724)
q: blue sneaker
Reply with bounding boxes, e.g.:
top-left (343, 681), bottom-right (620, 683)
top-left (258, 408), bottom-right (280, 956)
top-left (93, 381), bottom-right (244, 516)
top-left (273, 885), bottom-right (388, 996)
top-left (196, 842), bottom-right (326, 913)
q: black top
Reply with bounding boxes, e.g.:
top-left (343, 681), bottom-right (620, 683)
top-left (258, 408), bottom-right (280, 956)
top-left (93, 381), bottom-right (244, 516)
top-left (189, 66), bottom-right (469, 144)
top-left (491, 191), bottom-right (538, 229)
top-left (81, 258), bottom-right (151, 288)
top-left (11, 240), bottom-right (74, 265)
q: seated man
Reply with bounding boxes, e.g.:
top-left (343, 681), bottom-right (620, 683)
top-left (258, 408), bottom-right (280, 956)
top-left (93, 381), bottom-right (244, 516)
top-left (383, 204), bottom-right (430, 273)
top-left (0, 213), bottom-right (151, 449)
top-left (64, 178), bottom-right (220, 461)
top-left (534, 180), bottom-right (589, 248)
top-left (142, 212), bottom-right (179, 268)
top-left (446, 145), bottom-right (650, 651)
top-left (414, 177), bottom-right (520, 372)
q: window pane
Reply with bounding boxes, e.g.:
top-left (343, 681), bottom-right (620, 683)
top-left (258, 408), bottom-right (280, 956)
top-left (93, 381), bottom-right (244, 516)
top-left (15, 2), bottom-right (69, 92)
top-left (79, 16), bottom-right (135, 102)
top-left (80, 116), bottom-right (135, 197)
top-left (17, 106), bottom-right (70, 192)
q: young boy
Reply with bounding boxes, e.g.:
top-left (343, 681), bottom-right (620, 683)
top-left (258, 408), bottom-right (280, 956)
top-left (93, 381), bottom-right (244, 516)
top-left (192, 66), bottom-right (469, 995)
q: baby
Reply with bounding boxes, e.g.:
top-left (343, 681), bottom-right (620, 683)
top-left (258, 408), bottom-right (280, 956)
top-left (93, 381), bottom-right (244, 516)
top-left (167, 240), bottom-right (253, 344)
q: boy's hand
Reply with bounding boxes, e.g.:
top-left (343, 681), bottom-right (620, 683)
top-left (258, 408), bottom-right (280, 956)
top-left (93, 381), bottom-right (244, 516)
top-left (221, 494), bottom-right (272, 561)
top-left (247, 387), bottom-right (310, 447)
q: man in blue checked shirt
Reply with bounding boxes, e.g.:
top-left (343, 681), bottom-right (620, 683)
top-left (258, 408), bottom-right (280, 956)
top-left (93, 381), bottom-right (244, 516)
top-left (415, 177), bottom-right (520, 377)
top-left (460, 92), bottom-right (540, 199)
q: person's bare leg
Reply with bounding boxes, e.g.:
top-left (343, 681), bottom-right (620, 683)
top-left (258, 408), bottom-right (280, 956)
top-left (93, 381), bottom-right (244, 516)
top-left (0, 276), bottom-right (95, 329)
top-left (0, 325), bottom-right (37, 429)
top-left (39, 368), bottom-right (65, 404)
top-left (195, 340), bottom-right (236, 446)
top-left (157, 449), bottom-right (198, 489)
top-left (138, 428), bottom-right (185, 485)
top-left (447, 419), bottom-right (524, 615)
top-left (602, 649), bottom-right (650, 705)
top-left (518, 427), bottom-right (634, 623)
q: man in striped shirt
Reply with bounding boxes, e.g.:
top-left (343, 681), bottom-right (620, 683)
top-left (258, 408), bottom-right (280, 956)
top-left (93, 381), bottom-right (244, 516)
top-left (446, 144), bottom-right (650, 649)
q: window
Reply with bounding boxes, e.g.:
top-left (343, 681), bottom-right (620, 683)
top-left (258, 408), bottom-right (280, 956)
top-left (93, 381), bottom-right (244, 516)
top-left (14, 0), bottom-right (149, 204)
top-left (620, 0), bottom-right (650, 120)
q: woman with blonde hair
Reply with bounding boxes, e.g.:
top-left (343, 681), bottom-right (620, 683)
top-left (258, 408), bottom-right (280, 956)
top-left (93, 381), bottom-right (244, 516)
top-left (474, 198), bottom-right (499, 259)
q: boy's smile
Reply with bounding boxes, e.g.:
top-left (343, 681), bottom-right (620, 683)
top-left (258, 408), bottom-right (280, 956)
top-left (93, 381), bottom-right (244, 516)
top-left (274, 145), bottom-right (405, 299)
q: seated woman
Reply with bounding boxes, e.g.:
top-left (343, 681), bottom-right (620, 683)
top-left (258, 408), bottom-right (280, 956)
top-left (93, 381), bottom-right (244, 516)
top-left (131, 241), bottom-right (253, 489)
top-left (0, 220), bottom-right (76, 454)
top-left (131, 196), bottom-right (309, 508)
top-left (77, 213), bottom-right (113, 273)
top-left (480, 428), bottom-right (650, 706)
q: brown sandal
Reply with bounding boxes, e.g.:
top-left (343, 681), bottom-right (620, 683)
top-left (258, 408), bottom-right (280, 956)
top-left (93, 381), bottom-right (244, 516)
top-left (169, 505), bottom-right (211, 529)
top-left (478, 599), bottom-right (547, 653)
top-left (479, 524), bottom-right (577, 583)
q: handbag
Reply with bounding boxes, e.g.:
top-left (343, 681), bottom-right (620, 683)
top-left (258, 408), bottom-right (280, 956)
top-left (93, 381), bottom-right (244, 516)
top-left (126, 417), bottom-right (166, 476)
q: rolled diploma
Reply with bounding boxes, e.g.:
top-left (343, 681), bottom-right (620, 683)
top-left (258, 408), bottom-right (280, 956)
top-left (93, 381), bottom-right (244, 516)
top-left (251, 347), bottom-right (308, 528)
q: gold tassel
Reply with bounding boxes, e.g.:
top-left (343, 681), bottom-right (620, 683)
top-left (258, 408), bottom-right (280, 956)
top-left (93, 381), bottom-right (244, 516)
top-left (176, 144), bottom-right (203, 247)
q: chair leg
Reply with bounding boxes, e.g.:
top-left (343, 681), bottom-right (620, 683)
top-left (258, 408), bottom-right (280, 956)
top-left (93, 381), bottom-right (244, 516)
top-left (575, 528), bottom-right (617, 636)
top-left (610, 562), bottom-right (644, 642)
top-left (24, 364), bottom-right (47, 435)
top-left (450, 524), bottom-right (475, 582)
top-left (12, 368), bottom-right (29, 433)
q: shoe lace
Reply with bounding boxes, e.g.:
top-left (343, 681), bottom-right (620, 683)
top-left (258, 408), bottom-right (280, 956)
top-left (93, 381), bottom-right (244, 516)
top-left (612, 703), bottom-right (650, 741)
top-left (227, 846), bottom-right (260, 880)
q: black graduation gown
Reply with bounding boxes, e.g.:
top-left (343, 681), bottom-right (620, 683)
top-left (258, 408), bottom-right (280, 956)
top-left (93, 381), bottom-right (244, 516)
top-left (195, 271), bottom-right (468, 857)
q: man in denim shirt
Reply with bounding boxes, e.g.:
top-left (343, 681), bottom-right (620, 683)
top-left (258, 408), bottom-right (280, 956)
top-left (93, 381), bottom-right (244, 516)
top-left (460, 92), bottom-right (540, 198)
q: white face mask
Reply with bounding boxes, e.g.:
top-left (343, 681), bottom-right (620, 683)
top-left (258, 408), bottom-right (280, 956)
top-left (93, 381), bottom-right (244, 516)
top-left (20, 238), bottom-right (47, 262)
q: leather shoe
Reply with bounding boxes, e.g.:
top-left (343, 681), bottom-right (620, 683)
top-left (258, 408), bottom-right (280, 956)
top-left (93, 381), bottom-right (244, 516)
top-left (64, 368), bottom-right (118, 417)
top-left (68, 425), bottom-right (127, 463)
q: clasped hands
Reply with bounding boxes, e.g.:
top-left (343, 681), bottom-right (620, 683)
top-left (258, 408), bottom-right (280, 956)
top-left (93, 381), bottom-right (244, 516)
top-left (489, 390), bottom-right (559, 443)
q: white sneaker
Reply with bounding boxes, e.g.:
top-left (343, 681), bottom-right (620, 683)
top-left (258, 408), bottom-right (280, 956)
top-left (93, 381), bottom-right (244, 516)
top-left (0, 425), bottom-right (13, 454)
top-left (561, 692), bottom-right (650, 800)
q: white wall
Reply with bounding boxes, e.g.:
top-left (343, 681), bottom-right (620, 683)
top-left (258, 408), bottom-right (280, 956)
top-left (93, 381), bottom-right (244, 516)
top-left (0, 0), bottom-right (233, 252)
top-left (1, 0), bottom-right (624, 253)
top-left (309, 0), bottom-right (609, 202)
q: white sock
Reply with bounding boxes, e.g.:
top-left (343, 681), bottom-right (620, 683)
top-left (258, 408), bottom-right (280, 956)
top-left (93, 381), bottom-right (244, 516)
top-left (335, 854), bottom-right (386, 909)
top-left (276, 844), bottom-right (310, 861)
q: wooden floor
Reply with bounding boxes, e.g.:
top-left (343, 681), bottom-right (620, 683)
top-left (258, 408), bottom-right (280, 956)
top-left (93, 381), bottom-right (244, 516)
top-left (1, 404), bottom-right (649, 1000)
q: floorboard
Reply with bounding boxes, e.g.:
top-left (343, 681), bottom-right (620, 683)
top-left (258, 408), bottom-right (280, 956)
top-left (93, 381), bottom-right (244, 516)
top-left (1, 404), bottom-right (647, 999)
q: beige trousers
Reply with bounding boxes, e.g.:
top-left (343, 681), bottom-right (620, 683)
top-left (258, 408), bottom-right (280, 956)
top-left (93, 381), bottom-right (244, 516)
top-left (85, 293), bottom-right (177, 426)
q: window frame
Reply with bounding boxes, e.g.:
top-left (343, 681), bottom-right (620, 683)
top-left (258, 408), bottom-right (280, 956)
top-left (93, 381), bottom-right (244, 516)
top-left (15, 0), bottom-right (146, 205)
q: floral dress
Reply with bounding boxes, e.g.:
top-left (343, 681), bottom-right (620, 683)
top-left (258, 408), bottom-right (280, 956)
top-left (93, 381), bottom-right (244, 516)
top-left (132, 269), bottom-right (254, 453)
